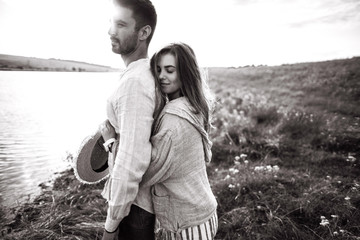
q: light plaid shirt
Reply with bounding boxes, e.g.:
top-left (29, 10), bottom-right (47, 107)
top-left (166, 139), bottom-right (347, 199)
top-left (102, 58), bottom-right (155, 232)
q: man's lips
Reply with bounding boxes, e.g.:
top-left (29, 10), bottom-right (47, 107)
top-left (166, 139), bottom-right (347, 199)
top-left (110, 38), bottom-right (119, 44)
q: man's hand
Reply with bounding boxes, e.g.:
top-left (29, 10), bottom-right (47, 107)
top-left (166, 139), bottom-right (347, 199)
top-left (101, 228), bottom-right (119, 240)
top-left (99, 119), bottom-right (116, 142)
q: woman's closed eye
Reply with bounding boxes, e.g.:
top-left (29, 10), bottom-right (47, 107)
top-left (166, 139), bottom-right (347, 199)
top-left (165, 66), bottom-right (175, 73)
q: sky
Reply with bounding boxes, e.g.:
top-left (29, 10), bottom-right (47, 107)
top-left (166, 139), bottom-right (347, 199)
top-left (0, 0), bottom-right (359, 68)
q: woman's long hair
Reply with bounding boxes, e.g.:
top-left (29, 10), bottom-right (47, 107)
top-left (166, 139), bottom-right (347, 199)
top-left (150, 43), bottom-right (214, 133)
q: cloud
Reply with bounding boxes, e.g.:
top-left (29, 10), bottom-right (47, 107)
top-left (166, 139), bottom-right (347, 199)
top-left (289, 0), bottom-right (360, 28)
top-left (229, 0), bottom-right (258, 5)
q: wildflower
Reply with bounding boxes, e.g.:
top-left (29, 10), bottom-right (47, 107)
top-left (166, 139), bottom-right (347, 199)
top-left (254, 166), bottom-right (264, 171)
top-left (331, 215), bottom-right (339, 218)
top-left (229, 168), bottom-right (239, 174)
top-left (347, 156), bottom-right (356, 162)
top-left (240, 154), bottom-right (247, 159)
top-left (344, 196), bottom-right (350, 201)
top-left (339, 229), bottom-right (345, 233)
top-left (244, 160), bottom-right (249, 164)
top-left (320, 216), bottom-right (330, 226)
top-left (234, 160), bottom-right (240, 165)
top-left (266, 165), bottom-right (272, 171)
top-left (228, 184), bottom-right (235, 189)
top-left (224, 175), bottom-right (231, 180)
top-left (273, 165), bottom-right (279, 172)
top-left (234, 156), bottom-right (240, 161)
top-left (333, 231), bottom-right (339, 236)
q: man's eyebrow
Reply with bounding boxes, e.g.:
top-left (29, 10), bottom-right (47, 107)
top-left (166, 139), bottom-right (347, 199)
top-left (115, 19), bottom-right (128, 25)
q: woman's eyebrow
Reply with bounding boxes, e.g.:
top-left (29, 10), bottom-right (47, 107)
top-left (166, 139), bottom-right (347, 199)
top-left (164, 65), bottom-right (175, 69)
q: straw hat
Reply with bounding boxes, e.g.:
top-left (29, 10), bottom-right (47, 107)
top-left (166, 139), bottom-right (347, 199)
top-left (74, 130), bottom-right (109, 184)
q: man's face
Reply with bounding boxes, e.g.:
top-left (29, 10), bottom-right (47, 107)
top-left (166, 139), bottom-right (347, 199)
top-left (108, 5), bottom-right (138, 55)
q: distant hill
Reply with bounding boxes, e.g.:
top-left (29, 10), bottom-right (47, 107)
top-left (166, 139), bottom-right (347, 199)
top-left (0, 54), bottom-right (120, 72)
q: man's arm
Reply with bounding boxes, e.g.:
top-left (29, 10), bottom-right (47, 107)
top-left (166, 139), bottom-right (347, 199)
top-left (105, 77), bottom-right (155, 232)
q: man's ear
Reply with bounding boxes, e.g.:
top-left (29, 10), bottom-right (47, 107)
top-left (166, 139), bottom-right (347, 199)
top-left (138, 25), bottom-right (152, 41)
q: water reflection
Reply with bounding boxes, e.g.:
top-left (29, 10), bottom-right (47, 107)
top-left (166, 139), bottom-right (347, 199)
top-left (0, 71), bottom-right (119, 207)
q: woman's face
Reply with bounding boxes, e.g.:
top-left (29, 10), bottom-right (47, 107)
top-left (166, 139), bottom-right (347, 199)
top-left (156, 53), bottom-right (182, 100)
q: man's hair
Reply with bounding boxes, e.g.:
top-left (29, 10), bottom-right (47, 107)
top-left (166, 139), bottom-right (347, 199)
top-left (113, 0), bottom-right (157, 44)
top-left (151, 43), bottom-right (214, 133)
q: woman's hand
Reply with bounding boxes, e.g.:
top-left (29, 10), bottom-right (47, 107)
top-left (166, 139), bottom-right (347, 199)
top-left (99, 119), bottom-right (116, 142)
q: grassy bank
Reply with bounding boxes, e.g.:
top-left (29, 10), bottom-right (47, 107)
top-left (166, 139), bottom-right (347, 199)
top-left (0, 54), bottom-right (119, 72)
top-left (1, 57), bottom-right (359, 239)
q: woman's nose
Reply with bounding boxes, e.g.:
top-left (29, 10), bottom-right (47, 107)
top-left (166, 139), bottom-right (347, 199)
top-left (159, 74), bottom-right (165, 80)
top-left (158, 71), bottom-right (165, 80)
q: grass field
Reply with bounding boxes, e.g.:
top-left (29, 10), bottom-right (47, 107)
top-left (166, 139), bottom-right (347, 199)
top-left (0, 54), bottom-right (118, 72)
top-left (0, 57), bottom-right (359, 239)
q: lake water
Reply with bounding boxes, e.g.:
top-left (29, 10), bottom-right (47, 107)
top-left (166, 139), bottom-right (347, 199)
top-left (0, 71), bottom-right (120, 207)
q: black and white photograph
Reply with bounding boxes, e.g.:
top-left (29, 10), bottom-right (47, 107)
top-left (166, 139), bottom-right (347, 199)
top-left (0, 0), bottom-right (359, 239)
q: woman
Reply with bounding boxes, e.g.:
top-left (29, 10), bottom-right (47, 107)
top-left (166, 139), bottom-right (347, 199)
top-left (144, 42), bottom-right (218, 240)
top-left (102, 43), bottom-right (218, 239)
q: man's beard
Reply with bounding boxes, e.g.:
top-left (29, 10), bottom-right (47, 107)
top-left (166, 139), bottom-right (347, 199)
top-left (111, 33), bottom-right (138, 55)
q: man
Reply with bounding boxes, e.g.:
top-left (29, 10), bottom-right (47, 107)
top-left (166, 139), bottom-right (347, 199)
top-left (100, 0), bottom-right (157, 239)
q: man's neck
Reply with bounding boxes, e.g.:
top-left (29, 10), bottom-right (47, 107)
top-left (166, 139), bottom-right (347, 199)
top-left (122, 45), bottom-right (148, 67)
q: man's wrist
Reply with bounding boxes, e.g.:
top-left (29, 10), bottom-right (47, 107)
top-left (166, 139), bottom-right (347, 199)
top-left (105, 227), bottom-right (118, 234)
top-left (103, 138), bottom-right (116, 152)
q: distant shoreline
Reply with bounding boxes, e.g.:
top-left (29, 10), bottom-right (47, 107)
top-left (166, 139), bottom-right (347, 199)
top-left (0, 54), bottom-right (120, 72)
top-left (0, 67), bottom-right (118, 72)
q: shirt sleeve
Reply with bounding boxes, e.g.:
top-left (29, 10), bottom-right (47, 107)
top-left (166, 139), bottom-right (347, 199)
top-left (105, 77), bottom-right (154, 232)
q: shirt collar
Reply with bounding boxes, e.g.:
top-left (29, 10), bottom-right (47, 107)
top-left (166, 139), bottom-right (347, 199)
top-left (119, 58), bottom-right (149, 78)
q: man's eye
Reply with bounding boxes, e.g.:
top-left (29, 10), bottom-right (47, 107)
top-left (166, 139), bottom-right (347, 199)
top-left (116, 22), bottom-right (126, 27)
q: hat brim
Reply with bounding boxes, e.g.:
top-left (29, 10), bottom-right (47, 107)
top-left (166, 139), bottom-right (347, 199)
top-left (74, 130), bottom-right (109, 184)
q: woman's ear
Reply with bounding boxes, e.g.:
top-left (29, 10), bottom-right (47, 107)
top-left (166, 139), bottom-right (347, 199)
top-left (138, 25), bottom-right (152, 41)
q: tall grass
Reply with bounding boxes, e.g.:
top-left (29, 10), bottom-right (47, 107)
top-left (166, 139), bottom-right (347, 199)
top-left (207, 57), bottom-right (360, 239)
top-left (1, 57), bottom-right (359, 239)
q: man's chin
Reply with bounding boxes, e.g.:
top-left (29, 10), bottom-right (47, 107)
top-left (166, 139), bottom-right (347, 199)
top-left (111, 46), bottom-right (121, 54)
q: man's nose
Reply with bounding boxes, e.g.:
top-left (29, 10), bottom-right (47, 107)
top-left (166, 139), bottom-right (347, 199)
top-left (108, 26), bottom-right (116, 37)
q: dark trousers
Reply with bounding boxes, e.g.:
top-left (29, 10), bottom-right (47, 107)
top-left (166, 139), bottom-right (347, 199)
top-left (117, 204), bottom-right (155, 240)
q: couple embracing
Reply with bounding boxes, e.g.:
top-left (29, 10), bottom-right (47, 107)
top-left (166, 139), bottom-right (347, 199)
top-left (75, 0), bottom-right (218, 239)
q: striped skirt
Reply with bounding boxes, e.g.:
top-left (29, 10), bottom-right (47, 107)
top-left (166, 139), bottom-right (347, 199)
top-left (155, 212), bottom-right (218, 240)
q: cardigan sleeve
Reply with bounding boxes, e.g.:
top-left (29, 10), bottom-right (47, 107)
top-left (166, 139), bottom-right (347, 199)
top-left (141, 128), bottom-right (176, 187)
